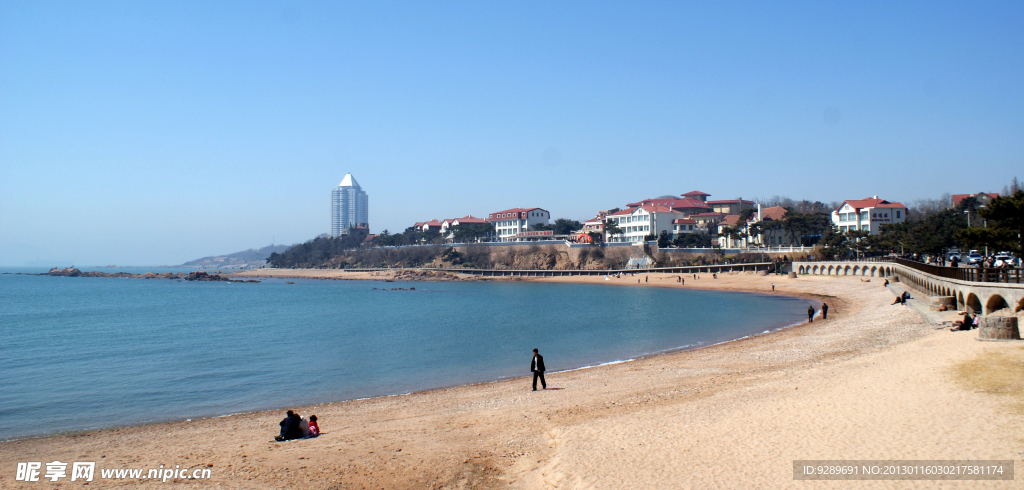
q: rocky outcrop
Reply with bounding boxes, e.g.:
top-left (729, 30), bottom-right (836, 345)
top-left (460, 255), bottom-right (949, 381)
top-left (392, 270), bottom-right (462, 281)
top-left (47, 268), bottom-right (186, 279)
top-left (43, 267), bottom-right (258, 282)
top-left (186, 271), bottom-right (260, 283)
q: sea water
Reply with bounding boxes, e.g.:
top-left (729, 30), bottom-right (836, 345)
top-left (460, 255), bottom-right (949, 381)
top-left (0, 268), bottom-right (811, 440)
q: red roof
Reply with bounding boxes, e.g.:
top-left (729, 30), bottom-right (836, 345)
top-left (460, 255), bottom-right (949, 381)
top-left (637, 205), bottom-right (677, 213)
top-left (487, 208), bottom-right (547, 220)
top-left (682, 190), bottom-right (710, 197)
top-left (837, 197), bottom-right (907, 211)
top-left (625, 197), bottom-right (711, 211)
top-left (951, 193), bottom-right (998, 206)
top-left (719, 215), bottom-right (742, 227)
top-left (672, 218), bottom-right (697, 224)
top-left (759, 206), bottom-right (787, 221)
top-left (452, 215), bottom-right (487, 224)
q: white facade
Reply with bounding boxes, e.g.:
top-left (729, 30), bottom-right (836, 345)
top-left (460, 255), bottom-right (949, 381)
top-left (831, 197), bottom-right (908, 235)
top-left (605, 206), bottom-right (686, 243)
top-left (331, 173), bottom-right (369, 236)
top-left (487, 208), bottom-right (550, 242)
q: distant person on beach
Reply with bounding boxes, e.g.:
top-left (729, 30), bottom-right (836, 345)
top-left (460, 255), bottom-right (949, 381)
top-left (891, 295), bottom-right (903, 305)
top-left (884, 279), bottom-right (889, 287)
top-left (276, 410), bottom-right (302, 441)
top-left (530, 349), bottom-right (547, 391)
top-left (821, 303), bottom-right (828, 319)
top-left (645, 276), bottom-right (648, 283)
top-left (771, 283), bottom-right (775, 292)
top-left (308, 415), bottom-right (320, 436)
top-left (807, 305), bottom-right (814, 322)
top-left (902, 291), bottom-right (910, 304)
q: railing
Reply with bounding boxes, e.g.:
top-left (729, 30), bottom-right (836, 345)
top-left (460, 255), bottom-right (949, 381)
top-left (893, 258), bottom-right (1022, 284)
top-left (801, 257), bottom-right (894, 263)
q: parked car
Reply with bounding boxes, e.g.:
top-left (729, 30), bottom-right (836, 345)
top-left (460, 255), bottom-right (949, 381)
top-left (994, 252), bottom-right (1019, 268)
top-left (967, 251), bottom-right (984, 265)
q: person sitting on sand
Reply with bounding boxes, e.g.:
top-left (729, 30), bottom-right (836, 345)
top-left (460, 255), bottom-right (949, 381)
top-left (308, 415), bottom-right (320, 436)
top-left (891, 295), bottom-right (903, 305)
top-left (300, 415), bottom-right (311, 438)
top-left (276, 410), bottom-right (303, 441)
top-left (950, 312), bottom-right (973, 331)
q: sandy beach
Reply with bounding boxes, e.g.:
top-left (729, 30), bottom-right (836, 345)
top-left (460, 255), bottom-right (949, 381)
top-left (2, 271), bottom-right (1021, 489)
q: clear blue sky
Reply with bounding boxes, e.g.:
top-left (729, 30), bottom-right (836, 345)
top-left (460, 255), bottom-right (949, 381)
top-left (2, 1), bottom-right (1021, 265)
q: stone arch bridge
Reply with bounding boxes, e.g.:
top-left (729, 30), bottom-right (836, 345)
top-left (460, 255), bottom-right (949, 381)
top-left (792, 259), bottom-right (1024, 316)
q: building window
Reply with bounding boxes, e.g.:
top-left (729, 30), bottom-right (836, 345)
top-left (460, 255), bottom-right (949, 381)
top-left (896, 210), bottom-right (901, 218)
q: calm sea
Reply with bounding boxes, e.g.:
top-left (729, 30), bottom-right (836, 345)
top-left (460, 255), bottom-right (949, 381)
top-left (0, 267), bottom-right (810, 440)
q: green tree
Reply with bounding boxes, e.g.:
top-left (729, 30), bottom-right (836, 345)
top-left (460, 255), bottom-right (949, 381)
top-left (451, 222), bottom-right (496, 242)
top-left (604, 219), bottom-right (623, 241)
top-left (955, 190), bottom-right (1024, 255)
top-left (657, 230), bottom-right (670, 248)
top-left (817, 224), bottom-right (849, 259)
top-left (550, 218), bottom-right (582, 235)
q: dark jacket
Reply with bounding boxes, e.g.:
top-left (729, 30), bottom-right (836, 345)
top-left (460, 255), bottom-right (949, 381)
top-left (279, 413), bottom-right (302, 440)
top-left (530, 354), bottom-right (546, 373)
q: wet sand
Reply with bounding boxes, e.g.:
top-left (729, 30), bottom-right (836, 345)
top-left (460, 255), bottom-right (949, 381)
top-left (1, 272), bottom-right (1021, 489)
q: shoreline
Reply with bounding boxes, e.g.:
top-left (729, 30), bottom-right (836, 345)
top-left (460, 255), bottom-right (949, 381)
top-left (0, 272), bottom-right (818, 444)
top-left (3, 274), bottom-right (1019, 488)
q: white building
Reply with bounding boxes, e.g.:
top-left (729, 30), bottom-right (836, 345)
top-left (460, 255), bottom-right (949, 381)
top-left (831, 197), bottom-right (908, 235)
top-left (605, 205), bottom-right (687, 243)
top-left (331, 173), bottom-right (369, 236)
top-left (486, 208), bottom-right (550, 242)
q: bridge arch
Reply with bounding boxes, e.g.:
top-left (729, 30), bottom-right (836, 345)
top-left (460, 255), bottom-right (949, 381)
top-left (958, 291), bottom-right (965, 310)
top-left (844, 265), bottom-right (851, 275)
top-left (828, 265), bottom-right (834, 275)
top-left (966, 293), bottom-right (983, 314)
top-left (871, 266), bottom-right (878, 277)
top-left (1017, 297), bottom-right (1024, 313)
top-left (986, 295), bottom-right (1009, 315)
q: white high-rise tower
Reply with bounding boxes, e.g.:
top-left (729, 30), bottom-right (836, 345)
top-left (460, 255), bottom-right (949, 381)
top-left (331, 174), bottom-right (369, 236)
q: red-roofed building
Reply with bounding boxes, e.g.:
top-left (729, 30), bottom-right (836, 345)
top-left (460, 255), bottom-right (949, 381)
top-left (487, 207), bottom-right (550, 241)
top-left (440, 215), bottom-right (489, 234)
top-left (604, 205), bottom-right (689, 243)
top-left (625, 197), bottom-right (711, 216)
top-left (681, 190), bottom-right (711, 202)
top-left (831, 197), bottom-right (908, 235)
top-left (950, 192), bottom-right (999, 208)
top-left (582, 213), bottom-right (608, 235)
top-left (416, 219), bottom-right (444, 232)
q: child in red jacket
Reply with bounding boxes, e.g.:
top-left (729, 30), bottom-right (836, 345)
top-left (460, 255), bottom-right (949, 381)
top-left (308, 415), bottom-right (320, 437)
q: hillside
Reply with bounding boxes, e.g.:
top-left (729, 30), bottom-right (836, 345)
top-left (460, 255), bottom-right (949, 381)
top-left (179, 244), bottom-right (290, 268)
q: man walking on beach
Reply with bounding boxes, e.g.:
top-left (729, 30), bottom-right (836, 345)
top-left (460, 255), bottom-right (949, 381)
top-left (822, 302), bottom-right (828, 320)
top-left (530, 349), bottom-right (546, 391)
top-left (807, 305), bottom-right (815, 323)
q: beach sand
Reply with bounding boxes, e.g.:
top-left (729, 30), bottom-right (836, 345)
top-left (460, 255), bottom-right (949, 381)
top-left (2, 272), bottom-right (1021, 489)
